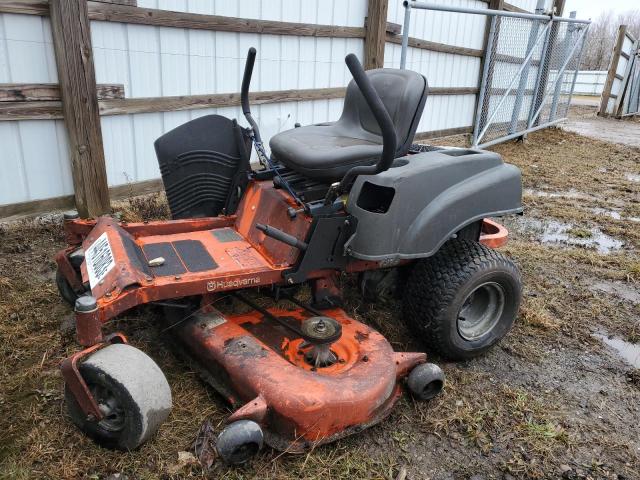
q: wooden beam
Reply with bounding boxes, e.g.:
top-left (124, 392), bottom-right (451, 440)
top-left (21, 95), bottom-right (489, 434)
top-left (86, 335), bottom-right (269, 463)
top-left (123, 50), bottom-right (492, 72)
top-left (0, 83), bottom-right (124, 102)
top-left (0, 1), bottom-right (48, 16)
top-left (386, 33), bottom-right (483, 58)
top-left (0, 85), bottom-right (482, 120)
top-left (86, 1), bottom-right (364, 38)
top-left (99, 87), bottom-right (347, 116)
top-left (91, 0), bottom-right (137, 5)
top-left (414, 126), bottom-right (474, 141)
top-left (364, 0), bottom-right (389, 69)
top-left (365, 17), bottom-right (401, 35)
top-left (502, 3), bottom-right (527, 13)
top-left (0, 179), bottom-right (164, 220)
top-left (599, 25), bottom-right (628, 117)
top-left (50, 0), bottom-right (110, 218)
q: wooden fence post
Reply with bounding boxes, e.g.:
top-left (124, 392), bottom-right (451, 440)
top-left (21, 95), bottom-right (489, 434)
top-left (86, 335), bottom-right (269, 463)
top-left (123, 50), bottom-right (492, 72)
top-left (49, 0), bottom-right (110, 218)
top-left (364, 0), bottom-right (389, 70)
top-left (599, 25), bottom-right (628, 117)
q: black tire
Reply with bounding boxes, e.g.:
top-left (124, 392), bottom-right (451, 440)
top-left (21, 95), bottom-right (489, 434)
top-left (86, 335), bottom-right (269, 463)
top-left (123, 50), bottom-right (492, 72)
top-left (407, 363), bottom-right (445, 401)
top-left (56, 269), bottom-right (78, 306)
top-left (403, 239), bottom-right (522, 360)
top-left (65, 344), bottom-right (172, 450)
top-left (216, 420), bottom-right (264, 465)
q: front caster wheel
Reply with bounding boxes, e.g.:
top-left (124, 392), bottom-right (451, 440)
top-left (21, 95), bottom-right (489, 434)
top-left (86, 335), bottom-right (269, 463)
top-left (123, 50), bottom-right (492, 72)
top-left (216, 420), bottom-right (264, 465)
top-left (403, 239), bottom-right (522, 360)
top-left (65, 344), bottom-right (172, 450)
top-left (56, 269), bottom-right (79, 306)
top-left (407, 363), bottom-right (445, 400)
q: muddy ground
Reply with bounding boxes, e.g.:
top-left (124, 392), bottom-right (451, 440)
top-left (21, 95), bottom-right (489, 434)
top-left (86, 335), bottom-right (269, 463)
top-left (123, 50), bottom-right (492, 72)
top-left (1, 123), bottom-right (639, 479)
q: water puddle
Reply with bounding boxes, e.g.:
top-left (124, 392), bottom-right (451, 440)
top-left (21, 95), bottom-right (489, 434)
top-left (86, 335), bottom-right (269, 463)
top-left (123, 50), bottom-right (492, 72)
top-left (625, 173), bottom-right (640, 182)
top-left (523, 188), bottom-right (595, 201)
top-left (590, 281), bottom-right (640, 304)
top-left (515, 218), bottom-right (624, 254)
top-left (593, 332), bottom-right (640, 368)
top-left (592, 207), bottom-right (622, 220)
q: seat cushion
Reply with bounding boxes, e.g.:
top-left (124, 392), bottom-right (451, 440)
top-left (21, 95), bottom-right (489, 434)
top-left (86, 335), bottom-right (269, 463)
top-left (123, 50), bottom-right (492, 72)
top-left (270, 123), bottom-right (383, 182)
top-left (269, 67), bottom-right (427, 183)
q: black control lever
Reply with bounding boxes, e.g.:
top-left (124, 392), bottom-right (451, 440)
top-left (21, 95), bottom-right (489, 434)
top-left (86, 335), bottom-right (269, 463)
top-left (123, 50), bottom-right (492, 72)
top-left (256, 224), bottom-right (308, 251)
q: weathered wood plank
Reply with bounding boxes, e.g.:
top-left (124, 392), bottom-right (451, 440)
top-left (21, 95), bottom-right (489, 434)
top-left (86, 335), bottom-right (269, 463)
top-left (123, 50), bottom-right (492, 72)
top-left (414, 126), bottom-right (474, 141)
top-left (386, 33), bottom-right (484, 58)
top-left (0, 179), bottom-right (164, 220)
top-left (98, 87), bottom-right (348, 116)
top-left (0, 0), bottom-right (48, 16)
top-left (91, 0), bottom-right (137, 5)
top-left (0, 83), bottom-right (125, 102)
top-left (86, 1), bottom-right (365, 38)
top-left (50, 0), bottom-right (110, 218)
top-left (365, 17), bottom-right (401, 36)
top-left (0, 86), bottom-right (482, 120)
top-left (364, 0), bottom-right (390, 69)
top-left (502, 2), bottom-right (527, 13)
top-left (599, 25), bottom-right (628, 116)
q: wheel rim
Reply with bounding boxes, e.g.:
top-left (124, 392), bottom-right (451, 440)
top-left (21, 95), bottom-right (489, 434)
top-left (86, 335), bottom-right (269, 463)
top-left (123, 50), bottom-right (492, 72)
top-left (457, 282), bottom-right (505, 341)
top-left (90, 384), bottom-right (126, 432)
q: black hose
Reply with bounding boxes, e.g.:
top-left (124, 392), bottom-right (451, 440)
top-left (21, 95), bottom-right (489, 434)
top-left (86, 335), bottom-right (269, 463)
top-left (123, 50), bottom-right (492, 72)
top-left (337, 54), bottom-right (397, 193)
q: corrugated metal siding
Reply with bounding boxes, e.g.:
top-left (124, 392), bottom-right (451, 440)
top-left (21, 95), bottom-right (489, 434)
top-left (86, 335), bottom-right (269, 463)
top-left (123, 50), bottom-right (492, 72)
top-left (605, 35), bottom-right (635, 115)
top-left (0, 13), bottom-right (73, 205)
top-left (0, 0), bottom-right (558, 207)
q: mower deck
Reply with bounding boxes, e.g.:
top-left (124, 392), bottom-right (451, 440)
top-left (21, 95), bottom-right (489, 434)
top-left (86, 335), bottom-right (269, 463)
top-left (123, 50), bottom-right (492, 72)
top-left (166, 300), bottom-right (426, 452)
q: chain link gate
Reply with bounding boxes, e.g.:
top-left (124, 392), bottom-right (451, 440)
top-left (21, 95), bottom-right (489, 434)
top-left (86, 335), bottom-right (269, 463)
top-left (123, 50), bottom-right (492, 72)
top-left (400, 1), bottom-right (590, 149)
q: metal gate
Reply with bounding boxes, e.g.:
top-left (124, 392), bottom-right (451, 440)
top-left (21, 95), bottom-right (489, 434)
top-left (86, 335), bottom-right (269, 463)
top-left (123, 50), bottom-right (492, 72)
top-left (620, 44), bottom-right (640, 117)
top-left (400, 1), bottom-right (590, 148)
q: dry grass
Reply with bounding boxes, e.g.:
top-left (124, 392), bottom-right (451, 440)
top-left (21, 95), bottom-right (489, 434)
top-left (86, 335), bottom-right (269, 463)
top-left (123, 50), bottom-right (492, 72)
top-left (1, 128), bottom-right (639, 479)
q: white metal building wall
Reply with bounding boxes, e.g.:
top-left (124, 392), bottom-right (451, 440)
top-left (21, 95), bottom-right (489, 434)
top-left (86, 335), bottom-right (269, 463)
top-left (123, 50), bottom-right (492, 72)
top-left (0, 0), bottom-right (546, 207)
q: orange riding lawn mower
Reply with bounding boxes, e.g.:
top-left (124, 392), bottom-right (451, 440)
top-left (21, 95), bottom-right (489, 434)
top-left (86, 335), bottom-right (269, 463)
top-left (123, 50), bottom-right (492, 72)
top-left (55, 49), bottom-right (523, 464)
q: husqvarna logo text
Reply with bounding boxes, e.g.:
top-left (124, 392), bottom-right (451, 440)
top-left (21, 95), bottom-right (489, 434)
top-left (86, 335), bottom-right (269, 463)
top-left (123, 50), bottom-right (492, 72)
top-left (207, 277), bottom-right (261, 291)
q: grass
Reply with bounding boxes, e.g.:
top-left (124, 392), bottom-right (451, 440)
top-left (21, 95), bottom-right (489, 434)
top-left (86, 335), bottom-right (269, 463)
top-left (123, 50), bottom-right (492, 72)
top-left (1, 126), bottom-right (640, 479)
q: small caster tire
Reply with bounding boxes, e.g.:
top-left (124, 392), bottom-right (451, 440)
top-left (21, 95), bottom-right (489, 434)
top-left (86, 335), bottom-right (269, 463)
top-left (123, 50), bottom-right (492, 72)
top-left (65, 343), bottom-right (172, 450)
top-left (216, 420), bottom-right (264, 465)
top-left (407, 363), bottom-right (445, 401)
top-left (56, 269), bottom-right (78, 306)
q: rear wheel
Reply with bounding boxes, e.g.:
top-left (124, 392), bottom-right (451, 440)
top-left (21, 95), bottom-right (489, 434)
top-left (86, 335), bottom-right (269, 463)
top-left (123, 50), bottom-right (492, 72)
top-left (403, 239), bottom-right (522, 360)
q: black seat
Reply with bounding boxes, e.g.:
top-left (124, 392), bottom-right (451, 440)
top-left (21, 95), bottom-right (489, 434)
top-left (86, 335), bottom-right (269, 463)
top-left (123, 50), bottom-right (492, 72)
top-left (269, 68), bottom-right (428, 182)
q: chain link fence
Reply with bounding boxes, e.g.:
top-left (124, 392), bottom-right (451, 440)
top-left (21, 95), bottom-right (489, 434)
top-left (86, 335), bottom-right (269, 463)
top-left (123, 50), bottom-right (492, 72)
top-left (474, 16), bottom-right (589, 147)
top-left (400, 1), bottom-right (590, 149)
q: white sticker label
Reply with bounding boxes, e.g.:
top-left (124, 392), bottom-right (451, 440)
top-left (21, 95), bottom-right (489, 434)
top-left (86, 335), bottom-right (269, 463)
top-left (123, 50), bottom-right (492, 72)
top-left (85, 232), bottom-right (115, 289)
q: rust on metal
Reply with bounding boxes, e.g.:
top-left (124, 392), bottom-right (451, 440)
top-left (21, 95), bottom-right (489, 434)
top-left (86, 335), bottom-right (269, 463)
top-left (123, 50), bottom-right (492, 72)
top-left (60, 332), bottom-right (128, 420)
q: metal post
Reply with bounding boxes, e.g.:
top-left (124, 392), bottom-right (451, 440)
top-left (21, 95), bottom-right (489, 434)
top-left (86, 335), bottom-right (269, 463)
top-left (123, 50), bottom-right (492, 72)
top-left (530, 24), bottom-right (589, 125)
top-left (400, 1), bottom-right (412, 69)
top-left (549, 11), bottom-right (576, 121)
top-left (475, 20), bottom-right (552, 145)
top-left (527, 17), bottom-right (553, 129)
top-left (472, 15), bottom-right (498, 147)
top-left (509, 0), bottom-right (545, 134)
top-left (566, 18), bottom-right (589, 116)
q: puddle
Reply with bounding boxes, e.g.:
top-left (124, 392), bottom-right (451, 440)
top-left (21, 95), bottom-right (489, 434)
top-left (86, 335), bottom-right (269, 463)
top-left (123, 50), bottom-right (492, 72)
top-left (590, 281), bottom-right (640, 304)
top-left (523, 188), bottom-right (595, 201)
top-left (593, 332), bottom-right (640, 368)
top-left (592, 207), bottom-right (622, 220)
top-left (515, 218), bottom-right (624, 254)
top-left (625, 173), bottom-right (640, 182)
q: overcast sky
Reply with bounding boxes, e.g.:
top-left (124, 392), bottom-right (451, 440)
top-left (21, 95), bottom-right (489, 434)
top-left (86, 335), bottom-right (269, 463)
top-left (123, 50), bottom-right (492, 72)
top-left (564, 0), bottom-right (639, 20)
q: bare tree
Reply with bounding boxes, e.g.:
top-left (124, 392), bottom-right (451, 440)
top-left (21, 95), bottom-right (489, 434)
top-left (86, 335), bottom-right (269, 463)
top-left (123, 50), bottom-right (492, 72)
top-left (580, 10), bottom-right (640, 70)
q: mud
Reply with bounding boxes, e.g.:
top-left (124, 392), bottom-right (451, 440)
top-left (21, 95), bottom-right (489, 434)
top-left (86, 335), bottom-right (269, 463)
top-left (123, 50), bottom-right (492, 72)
top-left (1, 128), bottom-right (639, 480)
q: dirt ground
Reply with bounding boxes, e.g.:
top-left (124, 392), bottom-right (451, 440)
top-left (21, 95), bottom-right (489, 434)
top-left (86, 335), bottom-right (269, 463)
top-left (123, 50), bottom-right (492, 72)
top-left (1, 123), bottom-right (639, 479)
top-left (562, 98), bottom-right (640, 147)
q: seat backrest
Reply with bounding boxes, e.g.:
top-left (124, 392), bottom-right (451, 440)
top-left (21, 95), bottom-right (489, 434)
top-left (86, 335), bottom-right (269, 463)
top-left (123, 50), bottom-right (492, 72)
top-left (338, 68), bottom-right (428, 156)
